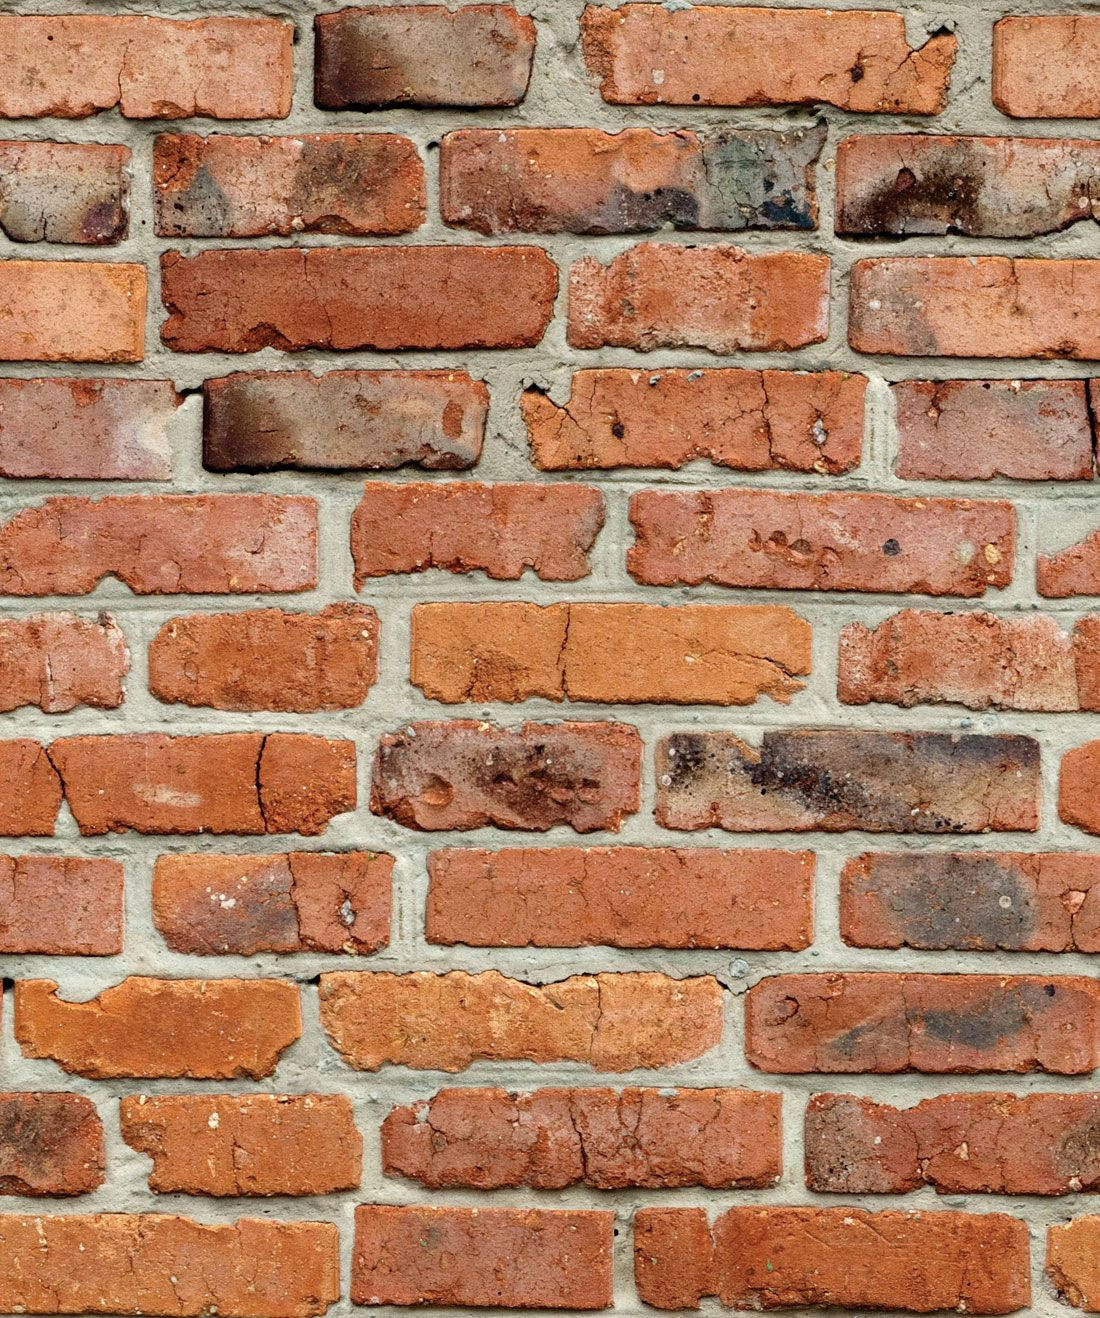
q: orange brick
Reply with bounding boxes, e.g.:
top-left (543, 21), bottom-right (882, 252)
top-left (0, 856), bottom-right (123, 955)
top-left (994, 17), bottom-right (1100, 118)
top-left (0, 613), bottom-right (128, 713)
top-left (0, 261), bottom-right (144, 362)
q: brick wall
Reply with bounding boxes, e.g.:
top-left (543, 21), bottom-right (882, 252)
top-left (0, 1), bottom-right (1098, 1314)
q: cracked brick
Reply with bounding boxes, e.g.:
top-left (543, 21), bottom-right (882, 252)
top-left (0, 613), bottom-right (129, 713)
top-left (994, 17), bottom-right (1100, 118)
top-left (0, 1094), bottom-right (104, 1197)
top-left (1048, 1217), bottom-right (1100, 1311)
top-left (0, 856), bottom-right (123, 955)
top-left (0, 142), bottom-right (128, 244)
top-left (0, 741), bottom-right (63, 837)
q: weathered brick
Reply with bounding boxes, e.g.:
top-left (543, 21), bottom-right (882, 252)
top-left (153, 852), bottom-right (391, 955)
top-left (0, 378), bottom-right (177, 480)
top-left (841, 852), bottom-right (1100, 953)
top-left (121, 1095), bottom-right (362, 1196)
top-left (320, 970), bottom-right (723, 1072)
top-left (426, 847), bottom-right (813, 949)
top-left (837, 136), bottom-right (1100, 239)
top-left (315, 5), bottom-right (535, 108)
top-left (629, 489), bottom-right (1015, 596)
top-left (353, 1205), bottom-right (611, 1309)
top-left (0, 1214), bottom-right (338, 1317)
top-left (149, 605), bottom-right (378, 713)
top-left (806, 1092), bottom-right (1100, 1195)
top-left (371, 720), bottom-right (640, 832)
top-left (893, 379), bottom-right (1095, 481)
top-left (383, 1087), bottom-right (782, 1189)
top-left (0, 613), bottom-right (129, 713)
top-left (0, 1094), bottom-right (103, 1197)
top-left (581, 6), bottom-right (956, 112)
top-left (352, 482), bottom-right (603, 584)
top-left (1048, 1217), bottom-right (1100, 1311)
top-left (569, 244), bottom-right (829, 351)
top-left (155, 133), bottom-right (425, 238)
top-left (0, 857), bottom-right (123, 955)
top-left (746, 973), bottom-right (1098, 1074)
top-left (15, 978), bottom-right (301, 1080)
top-left (850, 257), bottom-right (1100, 359)
top-left (656, 731), bottom-right (1040, 834)
top-left (1061, 742), bottom-right (1100, 836)
top-left (48, 733), bottom-right (355, 836)
top-left (0, 741), bottom-right (62, 837)
top-left (1074, 616), bottom-right (1100, 709)
top-left (0, 261), bottom-right (144, 363)
top-left (203, 370), bottom-right (485, 472)
top-left (839, 610), bottom-right (1080, 712)
top-left (0, 142), bottom-right (128, 243)
top-left (411, 602), bottom-right (811, 705)
top-left (0, 16), bottom-right (293, 119)
top-left (161, 246), bottom-right (556, 352)
top-left (0, 495), bottom-right (316, 596)
top-left (994, 17), bottom-right (1100, 119)
top-left (441, 125), bottom-right (824, 234)
top-left (522, 368), bottom-right (865, 474)
top-left (634, 1206), bottom-right (1028, 1314)
top-left (1039, 525), bottom-right (1100, 598)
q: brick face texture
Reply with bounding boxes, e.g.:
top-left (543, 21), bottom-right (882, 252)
top-left (0, 2), bottom-right (1092, 1314)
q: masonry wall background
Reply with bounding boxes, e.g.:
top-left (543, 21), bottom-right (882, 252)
top-left (1, 0), bottom-right (1100, 1314)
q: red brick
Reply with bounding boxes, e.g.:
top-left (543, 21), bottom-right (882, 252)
top-left (155, 133), bottom-right (425, 238)
top-left (441, 125), bottom-right (823, 234)
top-left (837, 136), bottom-right (1100, 239)
top-left (0, 741), bottom-right (62, 837)
top-left (581, 6), bottom-right (956, 112)
top-left (0, 261), bottom-right (144, 363)
top-left (161, 246), bottom-right (556, 352)
top-left (0, 495), bottom-right (316, 596)
top-left (203, 370), bottom-right (485, 472)
top-left (15, 977), bottom-right (301, 1080)
top-left (353, 1205), bottom-right (611, 1309)
top-left (0, 16), bottom-right (292, 119)
top-left (371, 720), bottom-right (640, 832)
top-left (893, 379), bottom-right (1094, 481)
top-left (629, 489), bottom-right (1015, 595)
top-left (411, 602), bottom-right (811, 704)
top-left (0, 613), bottom-right (129, 713)
top-left (806, 1092), bottom-right (1100, 1195)
top-left (426, 847), bottom-right (813, 949)
top-left (0, 141), bottom-right (128, 243)
top-left (1061, 742), bottom-right (1100, 836)
top-left (569, 244), bottom-right (829, 351)
top-left (352, 482), bottom-right (603, 584)
top-left (522, 368), bottom-right (865, 473)
top-left (149, 605), bottom-right (378, 712)
top-left (121, 1095), bottom-right (362, 1196)
top-left (153, 852), bottom-right (391, 955)
top-left (315, 6), bottom-right (535, 108)
top-left (1048, 1217), bottom-right (1100, 1311)
top-left (1074, 617), bottom-right (1100, 709)
top-left (320, 970), bottom-right (723, 1072)
top-left (994, 17), bottom-right (1100, 118)
top-left (0, 378), bottom-right (177, 480)
top-left (838, 610), bottom-right (1079, 711)
top-left (0, 1093), bottom-right (103, 1197)
top-left (850, 257), bottom-right (1100, 359)
top-left (841, 852), bottom-right (1100, 953)
top-left (656, 730), bottom-right (1040, 834)
top-left (48, 733), bottom-right (355, 837)
top-left (634, 1206), bottom-right (1028, 1313)
top-left (0, 1214), bottom-right (338, 1317)
top-left (0, 856), bottom-right (123, 955)
top-left (746, 973), bottom-right (1098, 1074)
top-left (382, 1087), bottom-right (782, 1189)
top-left (1039, 524), bottom-right (1100, 598)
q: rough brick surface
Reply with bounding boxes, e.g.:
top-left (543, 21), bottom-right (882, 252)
top-left (383, 1087), bottom-right (782, 1189)
top-left (1040, 528), bottom-right (1100, 599)
top-left (994, 17), bottom-right (1100, 118)
top-left (629, 489), bottom-right (1015, 595)
top-left (581, 7), bottom-right (956, 112)
top-left (425, 846), bottom-right (813, 949)
top-left (203, 370), bottom-right (486, 472)
top-left (0, 613), bottom-right (129, 713)
top-left (320, 970), bottom-right (723, 1071)
top-left (1048, 1217), bottom-right (1100, 1311)
top-left (121, 1095), bottom-right (362, 1196)
top-left (411, 602), bottom-right (811, 704)
top-left (0, 741), bottom-right (63, 837)
top-left (371, 720), bottom-right (641, 832)
top-left (746, 973), bottom-right (1098, 1074)
top-left (153, 852), bottom-right (392, 955)
top-left (0, 261), bottom-right (145, 363)
top-left (0, 856), bottom-right (123, 955)
top-left (634, 1206), bottom-right (1029, 1313)
top-left (15, 978), bottom-right (301, 1079)
top-left (522, 368), bottom-right (865, 473)
top-left (0, 1094), bottom-right (104, 1196)
top-left (0, 142), bottom-right (128, 244)
top-left (1061, 742), bottom-right (1100, 836)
